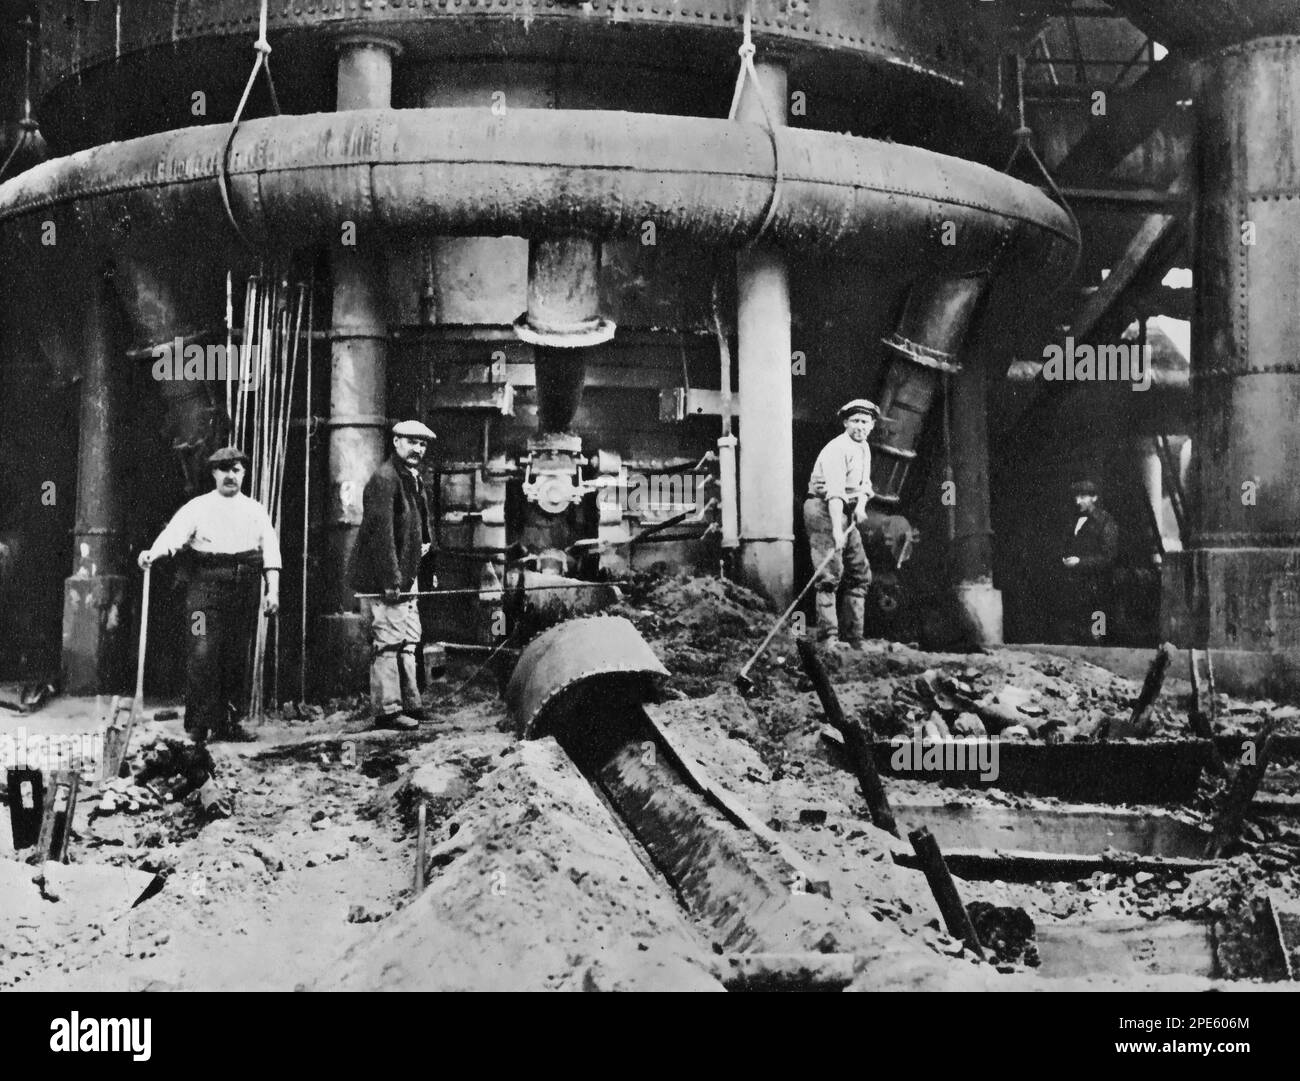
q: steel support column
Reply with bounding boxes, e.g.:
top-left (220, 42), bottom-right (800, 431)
top-left (318, 36), bottom-right (401, 691)
top-left (736, 60), bottom-right (794, 608)
top-left (62, 267), bottom-right (130, 693)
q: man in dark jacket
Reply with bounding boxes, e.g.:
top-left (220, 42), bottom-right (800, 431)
top-left (350, 420), bottom-right (437, 730)
top-left (1060, 479), bottom-right (1119, 643)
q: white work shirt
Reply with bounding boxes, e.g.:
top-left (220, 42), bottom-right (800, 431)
top-left (808, 432), bottom-right (873, 503)
top-left (148, 490), bottom-right (282, 570)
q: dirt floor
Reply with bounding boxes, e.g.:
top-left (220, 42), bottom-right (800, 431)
top-left (3, 570), bottom-right (1298, 991)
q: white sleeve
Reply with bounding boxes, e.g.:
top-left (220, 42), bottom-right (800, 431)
top-left (148, 500), bottom-right (198, 559)
top-left (258, 504), bottom-right (283, 571)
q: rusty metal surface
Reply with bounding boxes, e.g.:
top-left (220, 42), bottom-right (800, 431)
top-left (1193, 39), bottom-right (1300, 544)
top-left (0, 107), bottom-right (1079, 286)
top-left (38, 0), bottom-right (990, 95)
top-left (505, 615), bottom-right (668, 737)
top-left (1163, 547), bottom-right (1300, 651)
top-left (873, 275), bottom-right (985, 504)
top-left (1106, 2), bottom-right (1300, 56)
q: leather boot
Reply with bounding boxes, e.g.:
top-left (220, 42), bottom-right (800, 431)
top-left (843, 593), bottom-right (866, 647)
top-left (815, 591), bottom-right (840, 643)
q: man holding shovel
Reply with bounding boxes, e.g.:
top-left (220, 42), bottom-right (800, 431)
top-left (138, 446), bottom-right (281, 744)
top-left (351, 420), bottom-right (438, 731)
top-left (804, 399), bottom-right (880, 648)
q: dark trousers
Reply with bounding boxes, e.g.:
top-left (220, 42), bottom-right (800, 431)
top-left (1058, 570), bottom-right (1110, 644)
top-left (803, 497), bottom-right (871, 596)
top-left (184, 561), bottom-right (261, 739)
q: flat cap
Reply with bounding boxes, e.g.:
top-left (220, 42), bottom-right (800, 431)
top-left (1071, 479), bottom-right (1099, 496)
top-left (392, 419), bottom-right (436, 441)
top-left (838, 398), bottom-right (882, 420)
top-left (207, 446), bottom-right (248, 466)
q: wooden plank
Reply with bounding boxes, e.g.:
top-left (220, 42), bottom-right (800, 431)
top-left (908, 828), bottom-right (985, 959)
top-left (1206, 721), bottom-right (1277, 859)
top-left (31, 771), bottom-right (79, 865)
top-left (1128, 642), bottom-right (1177, 734)
top-left (894, 847), bottom-right (1216, 882)
top-left (796, 637), bottom-right (898, 836)
top-left (871, 737), bottom-right (1209, 803)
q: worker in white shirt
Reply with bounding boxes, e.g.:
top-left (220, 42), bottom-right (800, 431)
top-left (138, 446), bottom-right (281, 743)
top-left (804, 399), bottom-right (880, 647)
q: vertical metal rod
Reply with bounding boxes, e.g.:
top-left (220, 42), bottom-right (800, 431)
top-left (225, 270), bottom-right (234, 428)
top-left (414, 802), bottom-right (428, 892)
top-left (300, 281), bottom-right (314, 704)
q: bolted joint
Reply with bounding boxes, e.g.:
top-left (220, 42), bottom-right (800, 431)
top-left (514, 236), bottom-right (616, 348)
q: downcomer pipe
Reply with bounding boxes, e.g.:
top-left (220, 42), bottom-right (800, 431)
top-left (873, 276), bottom-right (987, 506)
top-left (873, 275), bottom-right (1000, 644)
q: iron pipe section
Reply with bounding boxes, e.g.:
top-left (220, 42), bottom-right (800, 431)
top-left (873, 275), bottom-right (997, 642)
top-left (872, 275), bottom-right (986, 507)
top-left (62, 267), bottom-right (131, 694)
top-left (0, 109), bottom-right (1078, 284)
top-left (517, 236), bottom-right (614, 434)
top-left (516, 236), bottom-right (613, 348)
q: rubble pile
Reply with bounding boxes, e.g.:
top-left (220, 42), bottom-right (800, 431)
top-left (613, 570), bottom-right (777, 697)
top-left (5, 575), bottom-right (1300, 989)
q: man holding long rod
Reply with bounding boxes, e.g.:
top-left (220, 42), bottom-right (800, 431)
top-left (138, 446), bottom-right (281, 742)
top-left (804, 399), bottom-right (880, 649)
top-left (351, 420), bottom-right (438, 731)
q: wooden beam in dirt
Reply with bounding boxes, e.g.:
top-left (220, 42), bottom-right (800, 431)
top-left (1128, 641), bottom-right (1177, 734)
top-left (908, 827), bottom-right (985, 960)
top-left (796, 637), bottom-right (898, 837)
top-left (1188, 649), bottom-right (1230, 776)
top-left (1205, 720), bottom-right (1278, 859)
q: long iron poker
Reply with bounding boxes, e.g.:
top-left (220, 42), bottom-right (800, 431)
top-left (355, 581), bottom-right (630, 600)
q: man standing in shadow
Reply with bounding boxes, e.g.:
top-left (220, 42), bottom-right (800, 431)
top-left (1059, 479), bottom-right (1119, 643)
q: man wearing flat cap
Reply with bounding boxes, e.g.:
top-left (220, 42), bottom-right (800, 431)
top-left (139, 446), bottom-right (281, 743)
top-left (351, 420), bottom-right (438, 730)
top-left (805, 399), bottom-right (880, 647)
top-left (1060, 479), bottom-right (1119, 642)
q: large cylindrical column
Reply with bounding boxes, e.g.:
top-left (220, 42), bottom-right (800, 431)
top-left (1165, 37), bottom-right (1300, 652)
top-left (62, 267), bottom-right (131, 693)
top-left (736, 60), bottom-right (794, 607)
top-left (318, 36), bottom-right (401, 690)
